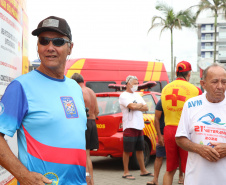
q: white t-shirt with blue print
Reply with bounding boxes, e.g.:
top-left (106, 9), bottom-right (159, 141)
top-left (176, 93), bottom-right (226, 185)
top-left (0, 70), bottom-right (87, 185)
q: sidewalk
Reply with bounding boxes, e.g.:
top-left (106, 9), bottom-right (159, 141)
top-left (92, 156), bottom-right (182, 185)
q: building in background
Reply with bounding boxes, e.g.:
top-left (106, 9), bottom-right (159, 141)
top-left (197, 16), bottom-right (226, 71)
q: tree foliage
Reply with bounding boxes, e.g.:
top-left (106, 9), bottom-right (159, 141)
top-left (148, 2), bottom-right (196, 81)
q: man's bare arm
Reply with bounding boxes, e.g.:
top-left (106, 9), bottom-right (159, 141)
top-left (127, 103), bottom-right (148, 112)
top-left (0, 133), bottom-right (52, 185)
top-left (139, 104), bottom-right (148, 112)
top-left (154, 110), bottom-right (164, 146)
top-left (176, 136), bottom-right (220, 162)
top-left (127, 103), bottom-right (142, 110)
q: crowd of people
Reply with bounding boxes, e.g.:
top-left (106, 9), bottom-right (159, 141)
top-left (0, 15), bottom-right (226, 185)
top-left (119, 61), bottom-right (226, 185)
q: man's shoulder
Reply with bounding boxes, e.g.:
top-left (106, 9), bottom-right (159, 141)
top-left (162, 79), bottom-right (198, 91)
top-left (80, 86), bottom-right (94, 96)
top-left (85, 86), bottom-right (95, 94)
top-left (119, 92), bottom-right (130, 101)
top-left (86, 87), bottom-right (97, 100)
top-left (15, 70), bottom-right (35, 80)
top-left (119, 91), bottom-right (127, 97)
top-left (156, 99), bottom-right (162, 107)
top-left (12, 71), bottom-right (38, 86)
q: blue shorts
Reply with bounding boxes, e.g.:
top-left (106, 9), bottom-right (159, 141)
top-left (156, 144), bottom-right (166, 158)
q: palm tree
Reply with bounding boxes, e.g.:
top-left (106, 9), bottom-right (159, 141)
top-left (191, 0), bottom-right (226, 63)
top-left (148, 3), bottom-right (196, 81)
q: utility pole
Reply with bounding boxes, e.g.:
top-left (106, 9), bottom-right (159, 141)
top-left (173, 56), bottom-right (176, 81)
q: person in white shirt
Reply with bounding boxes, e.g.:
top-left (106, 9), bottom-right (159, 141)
top-left (176, 63), bottom-right (226, 185)
top-left (119, 75), bottom-right (153, 180)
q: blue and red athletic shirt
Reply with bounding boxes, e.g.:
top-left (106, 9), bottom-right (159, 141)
top-left (0, 70), bottom-right (87, 185)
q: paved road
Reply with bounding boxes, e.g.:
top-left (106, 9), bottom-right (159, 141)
top-left (92, 156), bottom-right (182, 185)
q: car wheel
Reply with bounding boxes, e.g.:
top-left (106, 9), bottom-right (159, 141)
top-left (129, 139), bottom-right (151, 170)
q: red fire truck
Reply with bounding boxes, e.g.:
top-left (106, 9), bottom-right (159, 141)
top-left (65, 58), bottom-right (169, 93)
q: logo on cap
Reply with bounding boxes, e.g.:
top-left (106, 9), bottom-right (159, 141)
top-left (176, 61), bottom-right (191, 72)
top-left (178, 63), bottom-right (186, 70)
top-left (32, 16), bottom-right (72, 41)
top-left (42, 19), bottom-right (59, 28)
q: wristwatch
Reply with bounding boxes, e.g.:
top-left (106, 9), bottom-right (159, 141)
top-left (86, 172), bottom-right (91, 178)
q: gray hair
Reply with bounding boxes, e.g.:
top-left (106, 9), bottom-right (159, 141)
top-left (202, 63), bottom-right (226, 80)
top-left (126, 75), bottom-right (138, 84)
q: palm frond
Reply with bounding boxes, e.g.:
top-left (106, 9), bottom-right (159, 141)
top-left (176, 9), bottom-right (196, 28)
top-left (156, 2), bottom-right (174, 17)
top-left (148, 2), bottom-right (196, 35)
top-left (218, 0), bottom-right (226, 17)
top-left (148, 22), bottom-right (166, 34)
top-left (159, 26), bottom-right (170, 38)
top-left (151, 16), bottom-right (165, 26)
top-left (196, 0), bottom-right (221, 18)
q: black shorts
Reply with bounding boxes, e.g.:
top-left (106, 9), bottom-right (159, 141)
top-left (86, 119), bottom-right (99, 150)
top-left (123, 128), bottom-right (144, 152)
top-left (156, 144), bottom-right (166, 158)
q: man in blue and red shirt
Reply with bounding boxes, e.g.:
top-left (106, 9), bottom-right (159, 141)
top-left (0, 16), bottom-right (87, 185)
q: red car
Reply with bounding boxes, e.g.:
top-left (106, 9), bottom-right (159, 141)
top-left (91, 89), bottom-right (161, 169)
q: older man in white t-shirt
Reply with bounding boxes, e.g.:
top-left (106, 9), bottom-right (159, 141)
top-left (176, 64), bottom-right (226, 185)
top-left (119, 75), bottom-right (153, 180)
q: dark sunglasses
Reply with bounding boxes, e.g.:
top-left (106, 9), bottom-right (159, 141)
top-left (39, 37), bottom-right (71, 47)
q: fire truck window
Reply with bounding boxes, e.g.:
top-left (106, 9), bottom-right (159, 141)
top-left (149, 82), bottom-right (161, 92)
top-left (97, 97), bottom-right (121, 116)
top-left (155, 94), bottom-right (161, 101)
top-left (142, 94), bottom-right (156, 114)
top-left (143, 81), bottom-right (161, 92)
top-left (86, 81), bottom-right (116, 93)
top-left (121, 81), bottom-right (126, 85)
top-left (161, 81), bottom-right (168, 89)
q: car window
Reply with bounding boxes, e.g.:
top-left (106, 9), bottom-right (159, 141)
top-left (150, 82), bottom-right (161, 92)
top-left (161, 81), bottom-right (168, 89)
top-left (143, 81), bottom-right (161, 92)
top-left (97, 96), bottom-right (121, 116)
top-left (155, 94), bottom-right (161, 101)
top-left (142, 94), bottom-right (156, 114)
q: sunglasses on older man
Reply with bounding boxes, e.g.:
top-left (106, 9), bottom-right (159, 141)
top-left (39, 37), bottom-right (71, 47)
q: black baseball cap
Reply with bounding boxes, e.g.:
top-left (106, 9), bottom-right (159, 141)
top-left (32, 16), bottom-right (72, 41)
